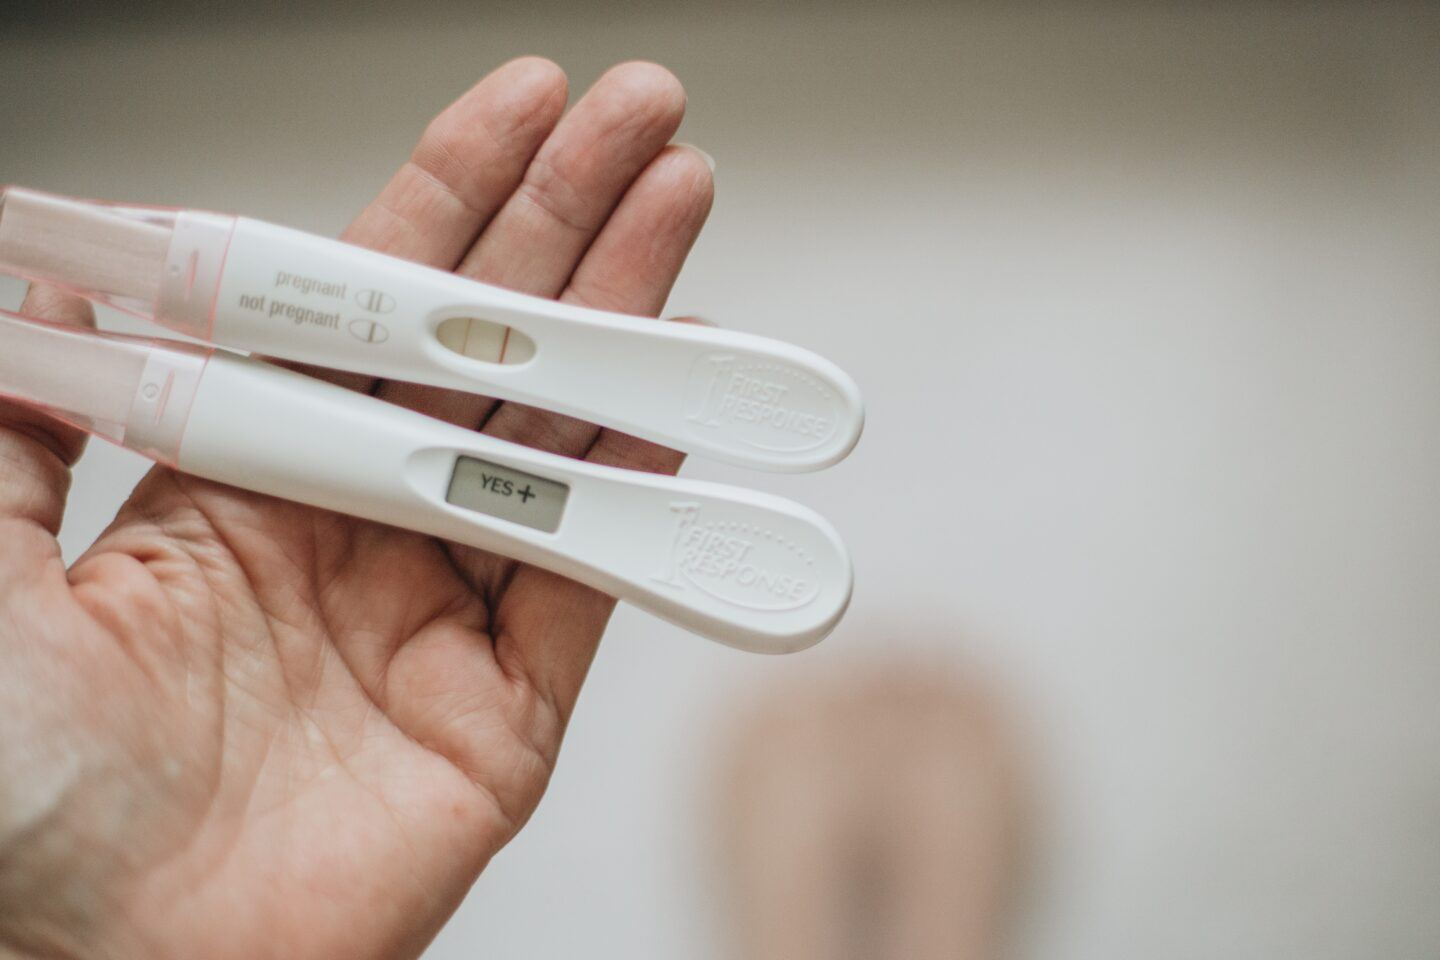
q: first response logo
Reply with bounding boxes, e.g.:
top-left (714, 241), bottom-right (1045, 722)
top-left (685, 353), bottom-right (839, 454)
top-left (653, 502), bottom-right (819, 612)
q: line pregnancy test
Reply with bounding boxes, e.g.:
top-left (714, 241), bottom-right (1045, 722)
top-left (0, 311), bottom-right (852, 653)
top-left (0, 187), bottom-right (864, 473)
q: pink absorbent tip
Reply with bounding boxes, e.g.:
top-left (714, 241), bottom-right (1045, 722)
top-left (0, 186), bottom-right (234, 340)
top-left (0, 310), bottom-right (210, 464)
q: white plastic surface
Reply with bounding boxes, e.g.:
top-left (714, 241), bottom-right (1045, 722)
top-left (209, 218), bottom-right (864, 472)
top-left (178, 352), bottom-right (853, 653)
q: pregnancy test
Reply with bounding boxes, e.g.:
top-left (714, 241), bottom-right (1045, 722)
top-left (0, 311), bottom-right (852, 653)
top-left (0, 186), bottom-right (864, 473)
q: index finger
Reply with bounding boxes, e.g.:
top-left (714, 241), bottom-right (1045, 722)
top-left (279, 56), bottom-right (568, 390)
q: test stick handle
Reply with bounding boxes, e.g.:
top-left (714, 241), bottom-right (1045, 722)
top-left (177, 353), bottom-right (852, 652)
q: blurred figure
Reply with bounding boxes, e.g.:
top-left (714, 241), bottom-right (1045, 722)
top-left (714, 657), bottom-right (1026, 960)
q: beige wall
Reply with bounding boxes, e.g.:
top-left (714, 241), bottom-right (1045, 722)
top-left (2, 3), bottom-right (1438, 957)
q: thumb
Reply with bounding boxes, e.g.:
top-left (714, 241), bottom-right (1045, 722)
top-left (0, 284), bottom-right (97, 536)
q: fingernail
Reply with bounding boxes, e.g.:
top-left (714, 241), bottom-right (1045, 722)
top-left (674, 314), bottom-right (720, 328)
top-left (675, 143), bottom-right (716, 174)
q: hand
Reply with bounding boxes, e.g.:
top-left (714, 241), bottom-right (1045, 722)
top-left (0, 58), bottom-right (712, 960)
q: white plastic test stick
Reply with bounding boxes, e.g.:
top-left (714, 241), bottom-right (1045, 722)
top-left (0, 186), bottom-right (865, 474)
top-left (0, 312), bottom-right (853, 653)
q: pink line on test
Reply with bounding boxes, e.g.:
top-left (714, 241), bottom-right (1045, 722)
top-left (185, 250), bottom-right (198, 298)
top-left (155, 371), bottom-right (175, 424)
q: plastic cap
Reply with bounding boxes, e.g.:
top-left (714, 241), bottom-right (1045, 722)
top-left (0, 310), bottom-right (211, 464)
top-left (0, 186), bottom-right (233, 339)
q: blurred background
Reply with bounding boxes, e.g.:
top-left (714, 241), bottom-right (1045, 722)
top-left (2, 1), bottom-right (1439, 956)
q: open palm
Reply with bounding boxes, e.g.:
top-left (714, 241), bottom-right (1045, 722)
top-left (0, 58), bottom-right (712, 960)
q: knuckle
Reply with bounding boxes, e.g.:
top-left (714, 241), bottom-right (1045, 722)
top-left (514, 155), bottom-right (597, 234)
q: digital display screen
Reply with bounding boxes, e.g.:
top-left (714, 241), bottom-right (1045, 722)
top-left (446, 457), bottom-right (569, 533)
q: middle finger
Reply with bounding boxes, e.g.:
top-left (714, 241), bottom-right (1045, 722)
top-left (375, 61), bottom-right (687, 424)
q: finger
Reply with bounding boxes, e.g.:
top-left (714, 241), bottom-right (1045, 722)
top-left (485, 145), bottom-right (715, 717)
top-left (480, 143), bottom-right (714, 459)
top-left (344, 56), bottom-right (569, 268)
top-left (0, 285), bottom-right (96, 535)
top-left (273, 56), bottom-right (569, 391)
top-left (375, 60), bottom-right (687, 423)
top-left (463, 61), bottom-right (687, 292)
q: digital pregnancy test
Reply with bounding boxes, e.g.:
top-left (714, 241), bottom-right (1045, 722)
top-left (0, 312), bottom-right (846, 656)
top-left (0, 186), bottom-right (864, 473)
top-left (0, 311), bottom-right (852, 653)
